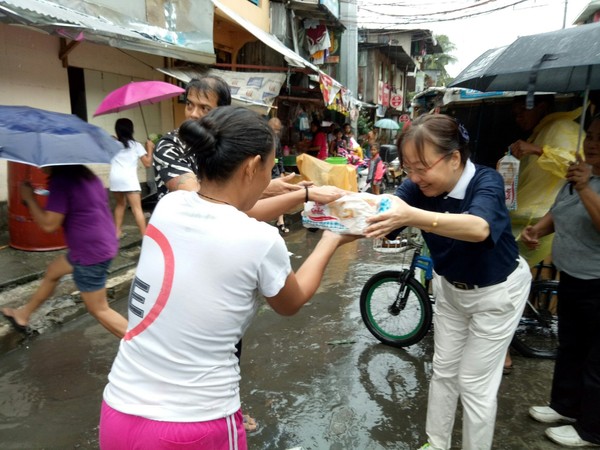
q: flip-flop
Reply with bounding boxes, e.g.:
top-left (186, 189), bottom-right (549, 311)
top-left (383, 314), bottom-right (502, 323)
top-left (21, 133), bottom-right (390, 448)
top-left (277, 223), bottom-right (290, 234)
top-left (503, 364), bottom-right (513, 375)
top-left (1, 312), bottom-right (28, 333)
top-left (243, 414), bottom-right (257, 432)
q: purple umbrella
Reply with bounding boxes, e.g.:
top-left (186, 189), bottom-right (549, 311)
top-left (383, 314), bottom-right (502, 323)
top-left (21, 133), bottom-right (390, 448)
top-left (94, 81), bottom-right (185, 135)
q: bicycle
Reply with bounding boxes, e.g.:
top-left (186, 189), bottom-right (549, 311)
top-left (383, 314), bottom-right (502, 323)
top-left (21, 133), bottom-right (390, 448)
top-left (510, 261), bottom-right (558, 359)
top-left (360, 235), bottom-right (559, 359)
top-left (360, 234), bottom-right (434, 348)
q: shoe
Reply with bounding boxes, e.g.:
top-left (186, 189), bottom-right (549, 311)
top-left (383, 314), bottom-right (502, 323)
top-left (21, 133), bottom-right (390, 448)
top-left (503, 364), bottom-right (513, 375)
top-left (529, 406), bottom-right (576, 424)
top-left (277, 223), bottom-right (290, 234)
top-left (545, 425), bottom-right (600, 447)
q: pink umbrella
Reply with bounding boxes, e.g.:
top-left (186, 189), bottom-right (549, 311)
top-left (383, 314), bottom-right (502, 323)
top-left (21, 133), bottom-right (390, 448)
top-left (94, 80), bottom-right (185, 135)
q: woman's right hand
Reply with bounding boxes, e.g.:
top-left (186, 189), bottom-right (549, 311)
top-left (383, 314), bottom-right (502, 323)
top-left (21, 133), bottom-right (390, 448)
top-left (520, 225), bottom-right (540, 249)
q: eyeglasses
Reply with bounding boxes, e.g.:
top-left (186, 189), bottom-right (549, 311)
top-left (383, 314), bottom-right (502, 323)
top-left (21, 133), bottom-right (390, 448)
top-left (401, 152), bottom-right (453, 177)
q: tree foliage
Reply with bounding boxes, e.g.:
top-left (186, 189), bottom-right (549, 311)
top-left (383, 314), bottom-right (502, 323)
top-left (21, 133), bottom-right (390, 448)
top-left (357, 108), bottom-right (373, 137)
top-left (422, 34), bottom-right (457, 87)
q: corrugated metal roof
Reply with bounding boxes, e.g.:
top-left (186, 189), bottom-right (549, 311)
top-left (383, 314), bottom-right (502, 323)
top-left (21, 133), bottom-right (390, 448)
top-left (0, 0), bottom-right (215, 65)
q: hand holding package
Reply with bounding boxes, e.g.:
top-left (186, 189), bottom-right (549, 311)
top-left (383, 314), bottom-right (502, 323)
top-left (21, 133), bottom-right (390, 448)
top-left (302, 193), bottom-right (391, 234)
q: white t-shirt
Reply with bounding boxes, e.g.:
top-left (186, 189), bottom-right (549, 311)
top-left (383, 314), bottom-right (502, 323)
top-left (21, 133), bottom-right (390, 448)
top-left (109, 140), bottom-right (146, 192)
top-left (103, 191), bottom-right (291, 422)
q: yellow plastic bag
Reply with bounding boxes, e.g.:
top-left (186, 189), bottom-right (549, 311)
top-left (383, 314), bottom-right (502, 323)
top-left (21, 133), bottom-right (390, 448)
top-left (296, 153), bottom-right (358, 192)
top-left (532, 111), bottom-right (582, 178)
top-left (516, 108), bottom-right (583, 220)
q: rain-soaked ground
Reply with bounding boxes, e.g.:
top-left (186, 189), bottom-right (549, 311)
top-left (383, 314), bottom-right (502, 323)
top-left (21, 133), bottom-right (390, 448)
top-left (0, 226), bottom-right (564, 449)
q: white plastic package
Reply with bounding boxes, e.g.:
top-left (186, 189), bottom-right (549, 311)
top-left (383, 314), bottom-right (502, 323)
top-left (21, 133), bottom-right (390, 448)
top-left (302, 193), bottom-right (391, 234)
top-left (497, 153), bottom-right (520, 211)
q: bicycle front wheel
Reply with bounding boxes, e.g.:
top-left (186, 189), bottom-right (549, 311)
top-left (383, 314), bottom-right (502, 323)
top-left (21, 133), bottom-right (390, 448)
top-left (360, 271), bottom-right (432, 348)
top-left (511, 280), bottom-right (559, 359)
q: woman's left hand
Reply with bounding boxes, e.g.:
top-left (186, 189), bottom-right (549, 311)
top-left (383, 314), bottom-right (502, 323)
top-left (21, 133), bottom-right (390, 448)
top-left (364, 195), bottom-right (410, 238)
top-left (307, 185), bottom-right (348, 204)
top-left (566, 155), bottom-right (592, 191)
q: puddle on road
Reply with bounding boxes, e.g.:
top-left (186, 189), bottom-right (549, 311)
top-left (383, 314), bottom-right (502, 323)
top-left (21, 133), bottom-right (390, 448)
top-left (0, 230), bottom-right (560, 449)
top-left (241, 234), bottom-right (435, 449)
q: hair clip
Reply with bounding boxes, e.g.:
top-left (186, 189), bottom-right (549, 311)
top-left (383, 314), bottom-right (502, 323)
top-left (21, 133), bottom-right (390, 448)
top-left (457, 123), bottom-right (470, 143)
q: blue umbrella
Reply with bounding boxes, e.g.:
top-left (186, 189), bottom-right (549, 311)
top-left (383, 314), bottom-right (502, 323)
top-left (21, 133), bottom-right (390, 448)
top-left (375, 118), bottom-right (402, 144)
top-left (374, 118), bottom-right (400, 130)
top-left (0, 105), bottom-right (122, 167)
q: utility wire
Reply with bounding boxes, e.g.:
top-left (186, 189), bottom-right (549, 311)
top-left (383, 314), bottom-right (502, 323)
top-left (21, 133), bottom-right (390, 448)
top-left (357, 0), bottom-right (533, 25)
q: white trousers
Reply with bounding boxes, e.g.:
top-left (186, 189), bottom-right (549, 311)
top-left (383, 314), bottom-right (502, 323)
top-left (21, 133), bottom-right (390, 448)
top-left (426, 256), bottom-right (531, 450)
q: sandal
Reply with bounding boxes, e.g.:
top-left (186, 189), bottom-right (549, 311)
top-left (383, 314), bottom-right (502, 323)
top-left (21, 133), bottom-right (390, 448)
top-left (277, 223), bottom-right (289, 234)
top-left (243, 414), bottom-right (257, 432)
top-left (503, 364), bottom-right (513, 375)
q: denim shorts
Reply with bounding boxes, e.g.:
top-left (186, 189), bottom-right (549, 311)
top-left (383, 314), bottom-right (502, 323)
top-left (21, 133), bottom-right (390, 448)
top-left (68, 256), bottom-right (112, 292)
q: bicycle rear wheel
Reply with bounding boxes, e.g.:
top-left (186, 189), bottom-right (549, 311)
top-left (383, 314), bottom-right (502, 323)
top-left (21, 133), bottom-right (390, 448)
top-left (511, 279), bottom-right (559, 359)
top-left (360, 271), bottom-right (432, 348)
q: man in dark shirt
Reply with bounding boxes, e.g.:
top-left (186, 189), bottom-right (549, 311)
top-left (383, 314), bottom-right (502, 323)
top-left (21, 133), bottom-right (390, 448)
top-left (153, 76), bottom-right (302, 204)
top-left (153, 76), bottom-right (231, 199)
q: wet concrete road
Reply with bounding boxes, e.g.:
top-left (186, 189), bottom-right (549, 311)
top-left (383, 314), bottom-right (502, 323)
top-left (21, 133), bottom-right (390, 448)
top-left (0, 226), bottom-right (565, 449)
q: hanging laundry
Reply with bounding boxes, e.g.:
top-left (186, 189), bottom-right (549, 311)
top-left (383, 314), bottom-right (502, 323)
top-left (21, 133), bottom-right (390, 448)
top-left (311, 50), bottom-right (326, 65)
top-left (304, 20), bottom-right (331, 55)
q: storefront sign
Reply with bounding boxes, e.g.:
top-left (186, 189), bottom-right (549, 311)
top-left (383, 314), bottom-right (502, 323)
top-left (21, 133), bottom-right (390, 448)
top-left (210, 68), bottom-right (285, 105)
top-left (390, 94), bottom-right (403, 109)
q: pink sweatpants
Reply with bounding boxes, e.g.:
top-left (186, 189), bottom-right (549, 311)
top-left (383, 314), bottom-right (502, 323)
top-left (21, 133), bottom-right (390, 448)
top-left (99, 401), bottom-right (247, 450)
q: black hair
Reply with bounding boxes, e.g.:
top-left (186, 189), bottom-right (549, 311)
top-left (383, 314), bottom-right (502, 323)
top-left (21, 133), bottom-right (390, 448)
top-left (397, 114), bottom-right (470, 167)
top-left (311, 120), bottom-right (321, 128)
top-left (178, 106), bottom-right (275, 183)
top-left (115, 118), bottom-right (134, 148)
top-left (50, 165), bottom-right (96, 180)
top-left (186, 76), bottom-right (231, 107)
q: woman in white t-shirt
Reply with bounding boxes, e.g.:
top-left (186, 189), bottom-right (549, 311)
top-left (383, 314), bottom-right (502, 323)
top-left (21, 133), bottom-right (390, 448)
top-left (109, 118), bottom-right (153, 238)
top-left (99, 106), bottom-right (357, 450)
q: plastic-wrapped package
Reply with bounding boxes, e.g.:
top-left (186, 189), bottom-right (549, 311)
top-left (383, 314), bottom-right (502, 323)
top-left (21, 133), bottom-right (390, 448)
top-left (302, 193), bottom-right (391, 234)
top-left (497, 153), bottom-right (520, 211)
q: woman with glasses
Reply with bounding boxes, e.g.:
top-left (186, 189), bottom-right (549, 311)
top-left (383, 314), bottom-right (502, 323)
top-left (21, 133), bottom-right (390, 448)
top-left (365, 114), bottom-right (531, 450)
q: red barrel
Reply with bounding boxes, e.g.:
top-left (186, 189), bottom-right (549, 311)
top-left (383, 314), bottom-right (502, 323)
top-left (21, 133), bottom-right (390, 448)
top-left (8, 162), bottom-right (66, 251)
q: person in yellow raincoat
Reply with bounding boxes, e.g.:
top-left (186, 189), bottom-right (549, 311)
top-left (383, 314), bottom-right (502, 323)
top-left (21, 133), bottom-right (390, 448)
top-left (508, 95), bottom-right (583, 267)
top-left (502, 95), bottom-right (582, 375)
